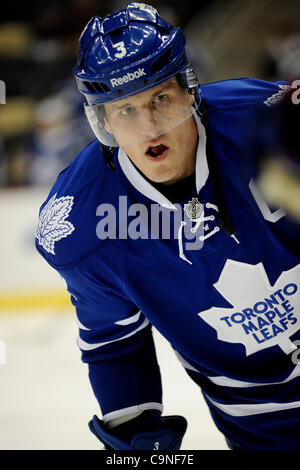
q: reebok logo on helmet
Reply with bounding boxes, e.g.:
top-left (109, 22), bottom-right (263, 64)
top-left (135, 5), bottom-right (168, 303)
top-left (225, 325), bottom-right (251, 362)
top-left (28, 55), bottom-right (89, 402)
top-left (110, 68), bottom-right (146, 87)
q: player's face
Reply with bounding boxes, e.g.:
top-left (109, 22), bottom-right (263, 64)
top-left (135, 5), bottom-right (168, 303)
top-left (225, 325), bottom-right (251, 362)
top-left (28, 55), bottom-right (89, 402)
top-left (104, 78), bottom-right (198, 185)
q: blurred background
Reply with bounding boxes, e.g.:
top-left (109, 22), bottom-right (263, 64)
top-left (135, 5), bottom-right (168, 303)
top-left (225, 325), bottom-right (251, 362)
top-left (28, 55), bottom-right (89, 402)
top-left (0, 0), bottom-right (300, 450)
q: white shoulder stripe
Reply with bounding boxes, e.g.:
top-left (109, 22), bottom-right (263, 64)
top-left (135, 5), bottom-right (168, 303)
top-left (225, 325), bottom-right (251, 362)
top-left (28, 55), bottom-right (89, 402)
top-left (205, 394), bottom-right (300, 417)
top-left (77, 318), bottom-right (149, 351)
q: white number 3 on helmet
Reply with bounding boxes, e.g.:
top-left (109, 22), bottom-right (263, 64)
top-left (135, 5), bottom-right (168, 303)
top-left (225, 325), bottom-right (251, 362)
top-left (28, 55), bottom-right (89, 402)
top-left (113, 42), bottom-right (127, 58)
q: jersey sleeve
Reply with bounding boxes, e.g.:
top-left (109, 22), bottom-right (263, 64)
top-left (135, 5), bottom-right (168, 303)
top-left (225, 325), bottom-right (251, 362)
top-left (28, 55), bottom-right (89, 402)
top-left (61, 256), bottom-right (163, 422)
top-left (38, 244), bottom-right (163, 423)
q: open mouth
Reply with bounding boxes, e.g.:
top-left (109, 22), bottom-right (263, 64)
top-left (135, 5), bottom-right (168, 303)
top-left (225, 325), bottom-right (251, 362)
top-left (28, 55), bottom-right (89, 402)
top-left (146, 143), bottom-right (169, 158)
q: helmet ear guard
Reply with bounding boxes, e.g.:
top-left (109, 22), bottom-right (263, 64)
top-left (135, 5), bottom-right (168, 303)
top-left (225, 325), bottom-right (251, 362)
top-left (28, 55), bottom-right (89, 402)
top-left (84, 103), bottom-right (118, 147)
top-left (176, 66), bottom-right (201, 109)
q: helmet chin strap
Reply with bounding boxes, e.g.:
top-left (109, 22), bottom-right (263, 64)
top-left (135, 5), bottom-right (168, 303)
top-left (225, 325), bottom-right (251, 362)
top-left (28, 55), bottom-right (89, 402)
top-left (99, 142), bottom-right (116, 171)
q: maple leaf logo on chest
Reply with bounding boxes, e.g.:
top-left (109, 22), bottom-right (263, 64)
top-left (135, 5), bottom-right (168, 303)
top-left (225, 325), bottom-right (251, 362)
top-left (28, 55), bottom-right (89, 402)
top-left (36, 193), bottom-right (75, 255)
top-left (198, 260), bottom-right (300, 356)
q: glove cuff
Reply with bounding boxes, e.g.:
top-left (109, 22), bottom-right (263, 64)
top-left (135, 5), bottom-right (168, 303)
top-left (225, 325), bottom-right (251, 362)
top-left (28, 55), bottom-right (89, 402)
top-left (89, 412), bottom-right (187, 450)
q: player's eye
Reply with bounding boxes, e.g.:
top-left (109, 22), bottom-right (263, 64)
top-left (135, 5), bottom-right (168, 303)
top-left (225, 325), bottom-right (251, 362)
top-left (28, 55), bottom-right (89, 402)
top-left (120, 106), bottom-right (135, 116)
top-left (155, 94), bottom-right (168, 104)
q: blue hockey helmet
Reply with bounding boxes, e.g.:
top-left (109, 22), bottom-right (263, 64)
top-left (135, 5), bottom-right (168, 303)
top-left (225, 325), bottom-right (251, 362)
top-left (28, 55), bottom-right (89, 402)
top-left (74, 3), bottom-right (200, 146)
top-left (74, 2), bottom-right (198, 105)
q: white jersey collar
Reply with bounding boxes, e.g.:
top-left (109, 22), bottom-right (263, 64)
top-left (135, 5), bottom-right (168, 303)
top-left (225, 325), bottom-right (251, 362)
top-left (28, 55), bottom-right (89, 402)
top-left (118, 113), bottom-right (208, 209)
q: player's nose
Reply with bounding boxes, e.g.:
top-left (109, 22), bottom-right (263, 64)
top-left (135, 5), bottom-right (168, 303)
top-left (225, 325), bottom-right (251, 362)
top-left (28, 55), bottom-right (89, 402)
top-left (138, 108), bottom-right (162, 138)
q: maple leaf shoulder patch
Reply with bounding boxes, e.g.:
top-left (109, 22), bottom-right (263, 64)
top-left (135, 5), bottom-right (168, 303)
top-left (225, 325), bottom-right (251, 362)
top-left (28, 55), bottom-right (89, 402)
top-left (263, 84), bottom-right (291, 107)
top-left (36, 193), bottom-right (75, 255)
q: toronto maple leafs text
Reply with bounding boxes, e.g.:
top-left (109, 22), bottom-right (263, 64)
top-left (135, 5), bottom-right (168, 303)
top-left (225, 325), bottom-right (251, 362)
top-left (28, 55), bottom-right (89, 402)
top-left (220, 283), bottom-right (297, 348)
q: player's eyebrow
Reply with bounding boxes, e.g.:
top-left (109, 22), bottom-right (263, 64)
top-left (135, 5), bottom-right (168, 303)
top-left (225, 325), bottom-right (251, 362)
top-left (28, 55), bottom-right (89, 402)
top-left (110, 81), bottom-right (176, 111)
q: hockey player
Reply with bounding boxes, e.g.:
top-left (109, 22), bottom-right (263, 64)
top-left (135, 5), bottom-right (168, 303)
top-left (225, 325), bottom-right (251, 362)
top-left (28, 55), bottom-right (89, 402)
top-left (35, 3), bottom-right (300, 450)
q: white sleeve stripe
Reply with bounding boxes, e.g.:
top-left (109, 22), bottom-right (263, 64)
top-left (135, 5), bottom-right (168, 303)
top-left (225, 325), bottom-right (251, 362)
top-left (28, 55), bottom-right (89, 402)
top-left (114, 311), bottom-right (141, 326)
top-left (102, 402), bottom-right (163, 423)
top-left (76, 310), bottom-right (142, 330)
top-left (106, 411), bottom-right (143, 429)
top-left (174, 350), bottom-right (200, 373)
top-left (208, 361), bottom-right (300, 388)
top-left (76, 317), bottom-right (91, 331)
top-left (77, 318), bottom-right (150, 351)
top-left (205, 394), bottom-right (300, 417)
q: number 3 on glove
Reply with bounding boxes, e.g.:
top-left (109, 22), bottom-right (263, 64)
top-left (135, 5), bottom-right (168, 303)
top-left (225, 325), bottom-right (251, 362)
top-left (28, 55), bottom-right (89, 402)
top-left (88, 411), bottom-right (187, 450)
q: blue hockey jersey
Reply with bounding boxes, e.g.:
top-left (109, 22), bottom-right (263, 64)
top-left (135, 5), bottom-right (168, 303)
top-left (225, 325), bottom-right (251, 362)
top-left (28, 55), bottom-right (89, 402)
top-left (35, 78), bottom-right (300, 450)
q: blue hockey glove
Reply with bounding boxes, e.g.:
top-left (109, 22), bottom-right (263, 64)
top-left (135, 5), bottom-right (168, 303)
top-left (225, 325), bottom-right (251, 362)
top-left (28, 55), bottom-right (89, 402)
top-left (89, 410), bottom-right (187, 450)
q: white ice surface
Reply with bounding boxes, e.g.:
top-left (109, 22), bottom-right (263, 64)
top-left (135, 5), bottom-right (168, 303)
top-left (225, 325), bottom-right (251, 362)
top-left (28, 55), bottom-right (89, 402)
top-left (0, 311), bottom-right (228, 450)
